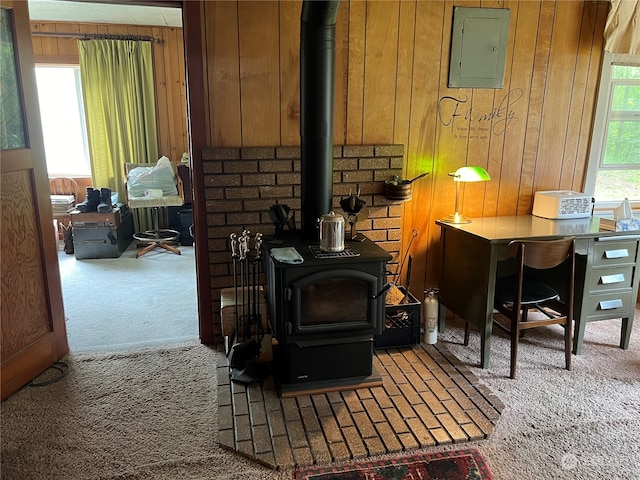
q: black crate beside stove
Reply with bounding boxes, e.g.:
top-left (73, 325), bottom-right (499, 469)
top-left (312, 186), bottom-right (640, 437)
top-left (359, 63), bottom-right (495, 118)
top-left (374, 287), bottom-right (421, 349)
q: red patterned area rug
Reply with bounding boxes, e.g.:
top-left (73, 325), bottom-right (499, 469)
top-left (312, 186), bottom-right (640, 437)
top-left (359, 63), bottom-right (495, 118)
top-left (295, 448), bottom-right (494, 480)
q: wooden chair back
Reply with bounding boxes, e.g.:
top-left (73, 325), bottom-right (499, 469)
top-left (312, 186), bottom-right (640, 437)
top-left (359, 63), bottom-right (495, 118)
top-left (49, 176), bottom-right (79, 199)
top-left (508, 237), bottom-right (575, 270)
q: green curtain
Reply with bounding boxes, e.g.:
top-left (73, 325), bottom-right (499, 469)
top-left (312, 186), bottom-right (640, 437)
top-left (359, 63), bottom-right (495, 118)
top-left (78, 39), bottom-right (158, 231)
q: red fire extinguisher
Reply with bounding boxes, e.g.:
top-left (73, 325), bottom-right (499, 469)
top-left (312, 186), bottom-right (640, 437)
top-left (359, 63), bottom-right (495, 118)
top-left (422, 288), bottom-right (439, 344)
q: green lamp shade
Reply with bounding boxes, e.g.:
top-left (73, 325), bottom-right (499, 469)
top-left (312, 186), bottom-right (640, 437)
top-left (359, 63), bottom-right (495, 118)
top-left (452, 166), bottom-right (491, 182)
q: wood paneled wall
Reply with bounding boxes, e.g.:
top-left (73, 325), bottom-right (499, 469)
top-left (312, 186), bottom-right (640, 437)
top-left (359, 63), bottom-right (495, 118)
top-left (30, 21), bottom-right (188, 165)
top-left (198, 0), bottom-right (608, 299)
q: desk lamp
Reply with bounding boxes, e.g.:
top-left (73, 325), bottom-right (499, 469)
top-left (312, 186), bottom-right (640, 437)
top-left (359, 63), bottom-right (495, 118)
top-left (440, 166), bottom-right (491, 224)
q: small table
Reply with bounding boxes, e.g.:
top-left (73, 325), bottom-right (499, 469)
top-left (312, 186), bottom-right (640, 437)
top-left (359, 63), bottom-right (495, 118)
top-left (436, 215), bottom-right (640, 368)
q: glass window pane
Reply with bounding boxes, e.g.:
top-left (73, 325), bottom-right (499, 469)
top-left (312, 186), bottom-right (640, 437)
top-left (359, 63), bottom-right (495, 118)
top-left (0, 8), bottom-right (26, 150)
top-left (603, 120), bottom-right (640, 165)
top-left (35, 66), bottom-right (91, 176)
top-left (611, 84), bottom-right (640, 112)
top-left (594, 170), bottom-right (640, 202)
top-left (612, 65), bottom-right (640, 80)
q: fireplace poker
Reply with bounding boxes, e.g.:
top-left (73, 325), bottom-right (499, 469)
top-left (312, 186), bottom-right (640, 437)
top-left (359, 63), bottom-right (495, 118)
top-left (252, 233), bottom-right (263, 339)
top-left (229, 233), bottom-right (239, 347)
top-left (239, 230), bottom-right (250, 341)
top-left (395, 228), bottom-right (418, 285)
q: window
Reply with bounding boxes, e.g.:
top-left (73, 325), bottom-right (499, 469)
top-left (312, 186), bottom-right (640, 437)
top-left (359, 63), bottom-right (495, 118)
top-left (585, 52), bottom-right (640, 211)
top-left (35, 65), bottom-right (91, 176)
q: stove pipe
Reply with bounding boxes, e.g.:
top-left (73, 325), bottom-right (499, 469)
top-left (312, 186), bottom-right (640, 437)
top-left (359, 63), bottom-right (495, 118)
top-left (300, 0), bottom-right (340, 240)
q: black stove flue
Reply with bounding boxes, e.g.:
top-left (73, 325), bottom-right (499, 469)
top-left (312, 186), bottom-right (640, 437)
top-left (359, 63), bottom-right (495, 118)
top-left (300, 0), bottom-right (339, 239)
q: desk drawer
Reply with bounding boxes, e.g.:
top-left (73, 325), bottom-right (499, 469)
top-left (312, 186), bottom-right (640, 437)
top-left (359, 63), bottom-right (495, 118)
top-left (592, 240), bottom-right (638, 267)
top-left (588, 266), bottom-right (635, 292)
top-left (583, 291), bottom-right (633, 321)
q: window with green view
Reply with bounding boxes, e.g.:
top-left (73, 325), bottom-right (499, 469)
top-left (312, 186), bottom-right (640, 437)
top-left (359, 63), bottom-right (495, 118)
top-left (592, 62), bottom-right (640, 203)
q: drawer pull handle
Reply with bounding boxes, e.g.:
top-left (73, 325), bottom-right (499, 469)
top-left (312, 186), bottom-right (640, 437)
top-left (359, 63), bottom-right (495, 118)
top-left (604, 249), bottom-right (629, 259)
top-left (599, 299), bottom-right (623, 310)
top-left (84, 239), bottom-right (107, 245)
top-left (600, 273), bottom-right (625, 285)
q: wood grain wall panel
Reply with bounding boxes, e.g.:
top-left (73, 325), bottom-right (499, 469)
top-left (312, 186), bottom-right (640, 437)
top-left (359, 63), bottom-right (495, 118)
top-left (361, 1), bottom-right (399, 144)
top-left (31, 25), bottom-right (43, 56)
top-left (405, 0), bottom-right (446, 290)
top-left (30, 21), bottom-right (188, 164)
top-left (495, 0), bottom-right (540, 217)
top-left (1, 172), bottom-right (51, 360)
top-left (204, 1), bottom-right (242, 147)
top-left (574, 2), bottom-right (607, 191)
top-left (392, 0), bottom-right (416, 149)
top-left (163, 27), bottom-right (188, 161)
top-left (481, 0), bottom-right (516, 218)
top-left (54, 23), bottom-right (79, 58)
top-left (346, 0), bottom-right (366, 144)
top-left (238, 1), bottom-right (280, 146)
top-left (195, 0), bottom-right (606, 299)
top-left (334, 5), bottom-right (350, 146)
top-left (175, 28), bottom-right (188, 157)
top-left (561, 3), bottom-right (599, 192)
top-left (279, 0), bottom-right (302, 146)
top-left (517, 0), bottom-right (556, 215)
top-left (535, 1), bottom-right (584, 192)
top-left (96, 24), bottom-right (109, 36)
top-left (153, 26), bottom-right (171, 157)
top-left (36, 23), bottom-right (58, 56)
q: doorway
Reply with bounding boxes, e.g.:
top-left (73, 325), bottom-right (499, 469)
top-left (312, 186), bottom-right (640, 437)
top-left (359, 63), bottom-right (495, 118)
top-left (29, 0), bottom-right (198, 352)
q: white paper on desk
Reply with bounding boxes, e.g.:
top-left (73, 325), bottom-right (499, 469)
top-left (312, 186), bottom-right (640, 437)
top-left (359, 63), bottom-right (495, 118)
top-left (144, 189), bottom-right (164, 198)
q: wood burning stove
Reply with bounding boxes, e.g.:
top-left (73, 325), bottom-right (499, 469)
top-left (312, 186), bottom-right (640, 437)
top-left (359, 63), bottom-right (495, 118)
top-left (265, 236), bottom-right (391, 394)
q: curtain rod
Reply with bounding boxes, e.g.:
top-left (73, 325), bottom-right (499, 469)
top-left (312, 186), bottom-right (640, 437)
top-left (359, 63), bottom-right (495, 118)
top-left (31, 31), bottom-right (163, 44)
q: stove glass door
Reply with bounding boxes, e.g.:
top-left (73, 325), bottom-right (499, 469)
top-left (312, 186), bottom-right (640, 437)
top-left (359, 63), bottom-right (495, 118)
top-left (291, 269), bottom-right (377, 334)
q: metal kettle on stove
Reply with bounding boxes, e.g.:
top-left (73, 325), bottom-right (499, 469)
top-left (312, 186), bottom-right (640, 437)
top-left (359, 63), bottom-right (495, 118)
top-left (318, 211), bottom-right (345, 252)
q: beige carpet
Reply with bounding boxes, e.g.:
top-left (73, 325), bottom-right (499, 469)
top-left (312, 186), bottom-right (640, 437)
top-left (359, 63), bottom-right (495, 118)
top-left (438, 309), bottom-right (640, 480)
top-left (1, 308), bottom-right (639, 479)
top-left (57, 244), bottom-right (198, 353)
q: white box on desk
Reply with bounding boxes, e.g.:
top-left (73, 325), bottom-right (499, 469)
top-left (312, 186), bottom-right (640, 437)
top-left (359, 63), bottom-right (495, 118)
top-left (532, 190), bottom-right (593, 219)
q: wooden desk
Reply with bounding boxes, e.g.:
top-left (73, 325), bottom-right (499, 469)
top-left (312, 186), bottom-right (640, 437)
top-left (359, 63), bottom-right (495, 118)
top-left (436, 215), bottom-right (640, 368)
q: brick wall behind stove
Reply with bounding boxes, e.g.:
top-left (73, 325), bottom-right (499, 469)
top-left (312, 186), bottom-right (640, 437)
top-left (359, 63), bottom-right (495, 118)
top-left (202, 144), bottom-right (405, 343)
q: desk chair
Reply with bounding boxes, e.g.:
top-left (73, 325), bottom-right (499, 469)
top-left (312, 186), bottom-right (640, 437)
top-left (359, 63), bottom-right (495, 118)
top-left (490, 237), bottom-right (575, 379)
top-left (125, 161), bottom-right (184, 258)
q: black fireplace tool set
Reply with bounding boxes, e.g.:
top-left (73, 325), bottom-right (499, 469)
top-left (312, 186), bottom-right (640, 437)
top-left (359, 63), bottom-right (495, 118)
top-left (228, 230), bottom-right (269, 384)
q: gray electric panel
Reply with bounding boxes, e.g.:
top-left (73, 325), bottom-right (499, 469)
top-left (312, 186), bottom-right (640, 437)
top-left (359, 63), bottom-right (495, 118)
top-left (449, 7), bottom-right (510, 88)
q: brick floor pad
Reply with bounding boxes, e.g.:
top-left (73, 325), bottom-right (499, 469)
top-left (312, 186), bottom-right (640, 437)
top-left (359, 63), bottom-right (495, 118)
top-left (216, 343), bottom-right (504, 470)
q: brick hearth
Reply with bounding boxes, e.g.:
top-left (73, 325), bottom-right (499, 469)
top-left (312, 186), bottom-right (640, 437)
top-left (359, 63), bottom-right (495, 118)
top-left (217, 343), bottom-right (504, 470)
